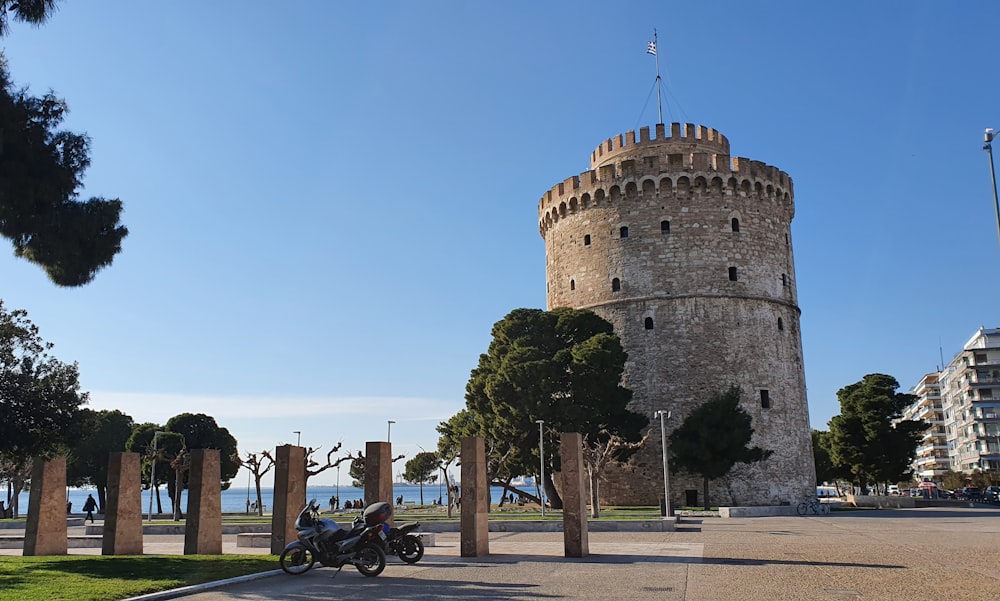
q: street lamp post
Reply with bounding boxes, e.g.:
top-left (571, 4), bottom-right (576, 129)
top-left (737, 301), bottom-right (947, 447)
top-left (536, 419), bottom-right (545, 517)
top-left (981, 129), bottom-right (1000, 253)
top-left (655, 410), bottom-right (672, 517)
top-left (336, 463), bottom-right (340, 499)
top-left (147, 430), bottom-right (165, 521)
top-left (387, 420), bottom-right (395, 442)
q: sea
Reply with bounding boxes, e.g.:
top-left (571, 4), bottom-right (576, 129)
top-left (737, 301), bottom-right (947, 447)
top-left (15, 483), bottom-right (519, 515)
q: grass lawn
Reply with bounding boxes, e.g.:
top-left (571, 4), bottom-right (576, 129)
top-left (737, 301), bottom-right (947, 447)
top-left (0, 554), bottom-right (277, 601)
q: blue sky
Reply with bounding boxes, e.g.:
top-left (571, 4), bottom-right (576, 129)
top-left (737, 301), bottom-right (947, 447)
top-left (2, 1), bottom-right (999, 486)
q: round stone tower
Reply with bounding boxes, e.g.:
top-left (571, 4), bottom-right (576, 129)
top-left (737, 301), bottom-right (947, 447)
top-left (538, 122), bottom-right (815, 507)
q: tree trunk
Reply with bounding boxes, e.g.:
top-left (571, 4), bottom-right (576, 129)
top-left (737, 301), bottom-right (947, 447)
top-left (172, 468), bottom-right (184, 520)
top-left (589, 467), bottom-right (601, 518)
top-left (254, 479), bottom-right (264, 517)
top-left (418, 481), bottom-right (424, 505)
top-left (544, 470), bottom-right (563, 510)
top-left (702, 476), bottom-right (710, 511)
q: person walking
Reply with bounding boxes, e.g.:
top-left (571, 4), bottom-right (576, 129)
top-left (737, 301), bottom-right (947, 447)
top-left (82, 494), bottom-right (98, 523)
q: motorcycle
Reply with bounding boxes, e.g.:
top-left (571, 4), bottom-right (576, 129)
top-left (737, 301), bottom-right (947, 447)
top-left (382, 520), bottom-right (425, 564)
top-left (279, 499), bottom-right (387, 577)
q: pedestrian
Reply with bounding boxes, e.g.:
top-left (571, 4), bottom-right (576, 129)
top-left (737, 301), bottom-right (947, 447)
top-left (66, 500), bottom-right (73, 515)
top-left (82, 494), bottom-right (98, 523)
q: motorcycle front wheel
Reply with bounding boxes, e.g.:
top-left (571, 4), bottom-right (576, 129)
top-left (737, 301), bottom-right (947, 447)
top-left (397, 534), bottom-right (424, 564)
top-left (355, 543), bottom-right (386, 577)
top-left (279, 545), bottom-right (316, 575)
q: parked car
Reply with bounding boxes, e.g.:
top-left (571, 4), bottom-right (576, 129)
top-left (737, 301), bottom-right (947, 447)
top-left (984, 486), bottom-right (1000, 503)
top-left (956, 487), bottom-right (983, 501)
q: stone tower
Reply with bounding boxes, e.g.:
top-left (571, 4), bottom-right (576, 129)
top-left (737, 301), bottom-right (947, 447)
top-left (537, 123), bottom-right (815, 507)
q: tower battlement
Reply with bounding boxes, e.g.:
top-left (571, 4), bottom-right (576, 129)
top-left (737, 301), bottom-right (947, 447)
top-left (538, 123), bottom-right (792, 233)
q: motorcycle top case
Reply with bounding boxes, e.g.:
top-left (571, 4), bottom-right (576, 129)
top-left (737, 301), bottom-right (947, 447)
top-left (363, 502), bottom-right (392, 526)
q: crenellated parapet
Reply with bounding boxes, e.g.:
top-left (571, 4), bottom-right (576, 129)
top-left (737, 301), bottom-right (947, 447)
top-left (537, 123), bottom-right (793, 236)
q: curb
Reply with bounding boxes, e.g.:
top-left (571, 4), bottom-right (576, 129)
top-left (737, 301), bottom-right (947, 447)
top-left (121, 569), bottom-right (283, 601)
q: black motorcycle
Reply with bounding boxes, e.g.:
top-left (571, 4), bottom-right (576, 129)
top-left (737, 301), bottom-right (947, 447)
top-left (383, 520), bottom-right (425, 564)
top-left (279, 499), bottom-right (386, 577)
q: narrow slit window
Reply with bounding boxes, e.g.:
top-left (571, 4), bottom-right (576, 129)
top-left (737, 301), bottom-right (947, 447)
top-left (660, 220), bottom-right (670, 234)
top-left (760, 390), bottom-right (771, 409)
top-left (644, 317), bottom-right (654, 330)
top-left (570, 279), bottom-right (575, 291)
top-left (728, 266), bottom-right (738, 281)
top-left (612, 278), bottom-right (621, 292)
top-left (620, 226), bottom-right (629, 239)
top-left (777, 317), bottom-right (784, 331)
top-left (731, 218), bottom-right (740, 232)
top-left (584, 234), bottom-right (591, 246)
top-left (781, 273), bottom-right (787, 287)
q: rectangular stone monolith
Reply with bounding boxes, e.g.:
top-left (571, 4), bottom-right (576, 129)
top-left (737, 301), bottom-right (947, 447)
top-left (560, 432), bottom-right (589, 557)
top-left (270, 444), bottom-right (306, 555)
top-left (102, 452), bottom-right (144, 555)
top-left (364, 441), bottom-right (393, 511)
top-left (184, 449), bottom-right (222, 555)
top-left (23, 456), bottom-right (67, 556)
top-left (460, 436), bottom-right (489, 557)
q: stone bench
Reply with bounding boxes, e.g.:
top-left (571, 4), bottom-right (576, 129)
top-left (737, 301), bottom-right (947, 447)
top-left (414, 532), bottom-right (436, 547)
top-left (236, 533), bottom-right (271, 548)
top-left (0, 535), bottom-right (103, 549)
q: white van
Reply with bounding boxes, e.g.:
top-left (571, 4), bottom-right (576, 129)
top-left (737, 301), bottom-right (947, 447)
top-left (888, 485), bottom-right (900, 495)
top-left (816, 486), bottom-right (841, 499)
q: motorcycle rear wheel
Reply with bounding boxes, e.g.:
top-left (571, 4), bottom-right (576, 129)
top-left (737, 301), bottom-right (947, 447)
top-left (355, 543), bottom-right (386, 577)
top-left (397, 534), bottom-right (424, 564)
top-left (279, 546), bottom-right (316, 575)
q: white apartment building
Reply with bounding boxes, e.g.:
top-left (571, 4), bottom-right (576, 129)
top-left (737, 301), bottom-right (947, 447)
top-left (935, 327), bottom-right (1000, 476)
top-left (902, 372), bottom-right (949, 480)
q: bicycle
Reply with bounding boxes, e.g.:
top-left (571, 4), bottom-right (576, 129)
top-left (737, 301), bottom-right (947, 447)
top-left (796, 498), bottom-right (831, 516)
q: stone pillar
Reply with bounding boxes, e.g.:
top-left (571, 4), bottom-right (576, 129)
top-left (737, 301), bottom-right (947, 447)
top-left (183, 449), bottom-right (222, 555)
top-left (560, 432), bottom-right (589, 557)
top-left (102, 452), bottom-right (144, 555)
top-left (23, 456), bottom-right (67, 556)
top-left (364, 441), bottom-right (393, 509)
top-left (460, 436), bottom-right (489, 557)
top-left (270, 444), bottom-right (306, 555)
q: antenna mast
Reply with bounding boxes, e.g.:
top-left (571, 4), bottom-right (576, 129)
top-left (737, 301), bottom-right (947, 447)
top-left (648, 29), bottom-right (663, 125)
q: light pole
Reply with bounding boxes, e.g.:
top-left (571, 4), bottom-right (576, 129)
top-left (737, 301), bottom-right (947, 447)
top-left (293, 431), bottom-right (301, 446)
top-left (387, 420), bottom-right (395, 442)
top-left (336, 463), bottom-right (340, 500)
top-left (147, 430), bottom-right (165, 521)
top-left (655, 410), bottom-right (672, 517)
top-left (982, 128), bottom-right (1000, 253)
top-left (536, 419), bottom-right (545, 517)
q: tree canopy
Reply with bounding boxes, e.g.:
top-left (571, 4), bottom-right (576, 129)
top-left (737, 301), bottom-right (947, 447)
top-left (440, 307), bottom-right (647, 508)
top-left (66, 408), bottom-right (135, 510)
top-left (0, 301), bottom-right (86, 462)
top-left (403, 451), bottom-right (438, 504)
top-left (1, 2), bottom-right (128, 286)
top-left (165, 413), bottom-right (240, 485)
top-left (669, 386), bottom-right (772, 509)
top-left (827, 373), bottom-right (927, 489)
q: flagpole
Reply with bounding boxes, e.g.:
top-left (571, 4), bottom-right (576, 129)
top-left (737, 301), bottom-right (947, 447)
top-left (648, 29), bottom-right (663, 125)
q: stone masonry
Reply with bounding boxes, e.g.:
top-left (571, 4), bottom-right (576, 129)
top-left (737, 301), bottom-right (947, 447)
top-left (538, 123), bottom-right (815, 506)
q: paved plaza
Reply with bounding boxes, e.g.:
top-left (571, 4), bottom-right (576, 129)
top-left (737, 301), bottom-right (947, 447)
top-left (5, 507), bottom-right (1000, 600)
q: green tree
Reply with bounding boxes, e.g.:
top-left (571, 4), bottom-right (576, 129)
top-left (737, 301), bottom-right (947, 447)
top-left (125, 424), bottom-right (183, 515)
top-left (403, 451), bottom-right (439, 504)
top-left (0, 301), bottom-right (86, 464)
top-left (164, 413), bottom-right (241, 486)
top-left (66, 409), bottom-right (135, 511)
top-left (0, 0), bottom-right (57, 37)
top-left (812, 429), bottom-right (850, 490)
top-left (348, 452), bottom-right (365, 489)
top-left (445, 307), bottom-right (647, 509)
top-left (669, 386), bottom-right (772, 510)
top-left (1, 15), bottom-right (128, 286)
top-left (827, 374), bottom-right (927, 492)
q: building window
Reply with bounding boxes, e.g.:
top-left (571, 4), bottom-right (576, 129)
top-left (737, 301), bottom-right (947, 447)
top-left (620, 226), bottom-right (629, 239)
top-left (570, 279), bottom-right (575, 291)
top-left (661, 220), bottom-right (670, 234)
top-left (778, 317), bottom-right (784, 331)
top-left (781, 273), bottom-right (787, 287)
top-left (760, 390), bottom-right (771, 409)
top-left (644, 317), bottom-right (654, 330)
top-left (731, 218), bottom-right (740, 233)
top-left (584, 234), bottom-right (591, 246)
top-left (612, 278), bottom-right (621, 292)
top-left (728, 266), bottom-right (738, 281)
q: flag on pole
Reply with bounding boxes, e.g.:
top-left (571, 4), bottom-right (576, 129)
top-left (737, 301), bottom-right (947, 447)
top-left (646, 41), bottom-right (656, 56)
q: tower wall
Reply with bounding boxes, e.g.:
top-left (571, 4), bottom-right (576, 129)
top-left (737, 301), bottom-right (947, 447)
top-left (538, 123), bottom-right (815, 506)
